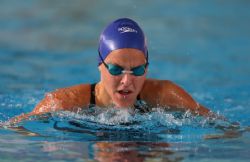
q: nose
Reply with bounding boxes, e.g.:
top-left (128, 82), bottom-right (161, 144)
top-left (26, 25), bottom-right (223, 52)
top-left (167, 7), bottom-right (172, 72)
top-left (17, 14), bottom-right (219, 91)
top-left (120, 73), bottom-right (133, 86)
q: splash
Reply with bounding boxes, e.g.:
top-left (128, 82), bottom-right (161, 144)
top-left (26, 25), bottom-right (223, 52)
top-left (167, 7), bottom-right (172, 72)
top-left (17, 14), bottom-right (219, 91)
top-left (51, 107), bottom-right (209, 132)
top-left (1, 106), bottom-right (244, 142)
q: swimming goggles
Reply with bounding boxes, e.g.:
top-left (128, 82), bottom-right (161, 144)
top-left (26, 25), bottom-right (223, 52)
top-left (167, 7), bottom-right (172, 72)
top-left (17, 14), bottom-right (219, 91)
top-left (99, 52), bottom-right (149, 76)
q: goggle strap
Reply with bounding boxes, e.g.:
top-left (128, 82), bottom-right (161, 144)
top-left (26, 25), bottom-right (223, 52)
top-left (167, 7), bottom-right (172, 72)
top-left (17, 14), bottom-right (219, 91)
top-left (99, 50), bottom-right (149, 66)
top-left (98, 51), bottom-right (109, 68)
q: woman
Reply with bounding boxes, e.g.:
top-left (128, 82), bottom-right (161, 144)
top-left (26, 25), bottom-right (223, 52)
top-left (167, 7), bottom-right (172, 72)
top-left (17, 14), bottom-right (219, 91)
top-left (11, 18), bottom-right (211, 123)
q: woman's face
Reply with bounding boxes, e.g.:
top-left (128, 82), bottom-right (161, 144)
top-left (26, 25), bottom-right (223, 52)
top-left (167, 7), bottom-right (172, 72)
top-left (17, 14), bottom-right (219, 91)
top-left (99, 48), bottom-right (148, 108)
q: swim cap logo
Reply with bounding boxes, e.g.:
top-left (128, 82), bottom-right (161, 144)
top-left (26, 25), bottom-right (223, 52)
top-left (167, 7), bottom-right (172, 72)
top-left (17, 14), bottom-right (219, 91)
top-left (118, 27), bottom-right (138, 34)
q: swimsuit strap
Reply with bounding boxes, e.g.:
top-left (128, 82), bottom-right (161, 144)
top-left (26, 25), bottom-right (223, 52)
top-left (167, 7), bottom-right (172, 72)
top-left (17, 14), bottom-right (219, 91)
top-left (137, 94), bottom-right (141, 100)
top-left (134, 93), bottom-right (150, 113)
top-left (90, 83), bottom-right (96, 105)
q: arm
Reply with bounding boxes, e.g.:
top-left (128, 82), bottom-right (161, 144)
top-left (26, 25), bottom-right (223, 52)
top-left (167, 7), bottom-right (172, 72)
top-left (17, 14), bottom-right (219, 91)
top-left (141, 79), bottom-right (211, 116)
top-left (9, 84), bottom-right (91, 124)
top-left (160, 80), bottom-right (210, 116)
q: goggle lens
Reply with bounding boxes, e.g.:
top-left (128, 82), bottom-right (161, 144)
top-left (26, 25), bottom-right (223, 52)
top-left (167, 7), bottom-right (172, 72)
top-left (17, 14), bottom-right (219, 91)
top-left (106, 64), bottom-right (147, 76)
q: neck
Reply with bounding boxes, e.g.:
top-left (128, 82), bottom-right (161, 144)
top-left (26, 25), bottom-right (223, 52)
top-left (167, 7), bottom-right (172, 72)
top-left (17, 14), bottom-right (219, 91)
top-left (95, 82), bottom-right (114, 107)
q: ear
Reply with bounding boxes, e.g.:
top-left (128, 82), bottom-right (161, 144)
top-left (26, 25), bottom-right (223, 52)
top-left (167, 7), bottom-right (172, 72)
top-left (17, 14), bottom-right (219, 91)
top-left (145, 65), bottom-right (149, 73)
top-left (143, 68), bottom-right (148, 77)
top-left (98, 64), bottom-right (104, 72)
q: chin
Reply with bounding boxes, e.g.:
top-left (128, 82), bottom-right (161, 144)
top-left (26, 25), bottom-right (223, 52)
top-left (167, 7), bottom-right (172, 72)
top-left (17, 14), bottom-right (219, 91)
top-left (113, 99), bottom-right (134, 108)
top-left (112, 93), bottom-right (137, 108)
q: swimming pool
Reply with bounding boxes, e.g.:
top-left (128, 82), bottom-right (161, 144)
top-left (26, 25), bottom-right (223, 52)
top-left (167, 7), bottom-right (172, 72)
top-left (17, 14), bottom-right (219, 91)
top-left (0, 0), bottom-right (250, 161)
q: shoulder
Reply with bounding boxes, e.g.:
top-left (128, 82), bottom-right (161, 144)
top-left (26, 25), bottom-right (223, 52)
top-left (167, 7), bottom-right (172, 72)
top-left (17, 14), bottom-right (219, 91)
top-left (53, 84), bottom-right (91, 96)
top-left (33, 83), bottom-right (92, 113)
top-left (140, 79), bottom-right (192, 107)
top-left (141, 79), bottom-right (210, 115)
top-left (50, 83), bottom-right (92, 108)
top-left (142, 79), bottom-right (178, 92)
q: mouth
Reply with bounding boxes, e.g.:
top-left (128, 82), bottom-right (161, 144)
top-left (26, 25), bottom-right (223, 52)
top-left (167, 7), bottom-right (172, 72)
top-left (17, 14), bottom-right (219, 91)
top-left (117, 90), bottom-right (133, 96)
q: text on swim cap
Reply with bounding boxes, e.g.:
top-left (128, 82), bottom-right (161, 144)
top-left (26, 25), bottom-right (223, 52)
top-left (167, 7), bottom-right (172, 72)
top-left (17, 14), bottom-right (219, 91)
top-left (118, 27), bottom-right (138, 34)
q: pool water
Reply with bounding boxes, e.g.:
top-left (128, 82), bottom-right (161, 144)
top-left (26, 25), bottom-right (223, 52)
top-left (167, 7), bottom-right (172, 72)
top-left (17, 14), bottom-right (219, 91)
top-left (1, 0), bottom-right (250, 161)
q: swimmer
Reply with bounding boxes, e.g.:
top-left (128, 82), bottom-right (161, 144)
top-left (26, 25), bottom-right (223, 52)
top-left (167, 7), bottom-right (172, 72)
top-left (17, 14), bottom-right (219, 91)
top-left (10, 18), bottom-right (213, 124)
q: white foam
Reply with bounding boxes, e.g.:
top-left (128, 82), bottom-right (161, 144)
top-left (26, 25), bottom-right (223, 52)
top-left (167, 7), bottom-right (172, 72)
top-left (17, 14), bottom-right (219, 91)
top-left (53, 107), bottom-right (203, 131)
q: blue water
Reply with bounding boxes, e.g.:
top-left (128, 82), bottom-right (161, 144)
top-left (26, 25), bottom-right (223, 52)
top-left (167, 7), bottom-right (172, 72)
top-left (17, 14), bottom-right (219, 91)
top-left (1, 0), bottom-right (250, 161)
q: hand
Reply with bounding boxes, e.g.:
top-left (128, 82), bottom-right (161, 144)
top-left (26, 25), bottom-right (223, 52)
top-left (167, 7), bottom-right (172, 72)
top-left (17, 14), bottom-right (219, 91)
top-left (204, 123), bottom-right (249, 140)
top-left (6, 113), bottom-right (33, 126)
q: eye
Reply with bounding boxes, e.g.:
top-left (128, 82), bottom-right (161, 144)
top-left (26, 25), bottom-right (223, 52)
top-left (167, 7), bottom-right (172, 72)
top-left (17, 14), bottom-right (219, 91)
top-left (131, 64), bottom-right (146, 76)
top-left (107, 64), bottom-right (124, 75)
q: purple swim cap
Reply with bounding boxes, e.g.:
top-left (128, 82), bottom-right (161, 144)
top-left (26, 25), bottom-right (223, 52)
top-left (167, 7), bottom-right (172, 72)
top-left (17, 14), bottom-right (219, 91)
top-left (98, 18), bottom-right (148, 65)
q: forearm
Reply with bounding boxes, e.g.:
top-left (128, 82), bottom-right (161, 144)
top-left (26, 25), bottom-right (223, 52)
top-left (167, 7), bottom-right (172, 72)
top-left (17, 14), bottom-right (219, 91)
top-left (7, 112), bottom-right (35, 125)
top-left (7, 94), bottom-right (57, 125)
top-left (198, 106), bottom-right (213, 116)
